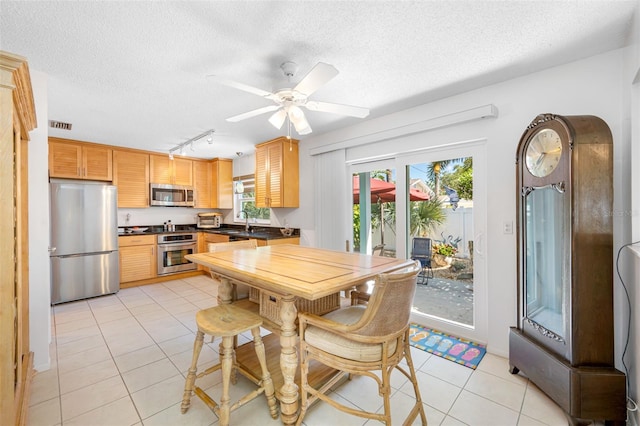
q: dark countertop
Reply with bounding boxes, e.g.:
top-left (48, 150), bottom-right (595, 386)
top-left (118, 224), bottom-right (299, 241)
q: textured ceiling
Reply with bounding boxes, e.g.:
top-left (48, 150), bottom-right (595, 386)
top-left (0, 1), bottom-right (636, 159)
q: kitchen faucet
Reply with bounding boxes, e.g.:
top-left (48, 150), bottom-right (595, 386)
top-left (239, 209), bottom-right (251, 232)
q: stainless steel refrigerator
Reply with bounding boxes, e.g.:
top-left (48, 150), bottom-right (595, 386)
top-left (50, 180), bottom-right (120, 304)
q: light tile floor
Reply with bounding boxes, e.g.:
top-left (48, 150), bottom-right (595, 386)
top-left (28, 274), bottom-right (571, 426)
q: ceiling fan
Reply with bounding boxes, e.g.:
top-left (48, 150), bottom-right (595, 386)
top-left (210, 62), bottom-right (370, 135)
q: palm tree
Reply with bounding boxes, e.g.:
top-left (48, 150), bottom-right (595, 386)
top-left (426, 159), bottom-right (464, 197)
top-left (382, 198), bottom-right (446, 237)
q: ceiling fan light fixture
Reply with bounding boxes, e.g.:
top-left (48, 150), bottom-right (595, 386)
top-left (213, 61), bottom-right (368, 135)
top-left (268, 109), bottom-right (287, 129)
top-left (288, 106), bottom-right (312, 135)
top-left (288, 105), bottom-right (304, 120)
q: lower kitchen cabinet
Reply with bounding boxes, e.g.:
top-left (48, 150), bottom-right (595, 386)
top-left (198, 232), bottom-right (230, 271)
top-left (256, 237), bottom-right (300, 247)
top-left (119, 235), bottom-right (156, 283)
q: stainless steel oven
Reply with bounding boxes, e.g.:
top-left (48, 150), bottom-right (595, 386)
top-left (157, 233), bottom-right (198, 275)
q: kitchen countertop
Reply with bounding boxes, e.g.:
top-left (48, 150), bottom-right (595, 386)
top-left (118, 224), bottom-right (299, 241)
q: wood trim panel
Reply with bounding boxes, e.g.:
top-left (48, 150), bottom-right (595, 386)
top-left (0, 50), bottom-right (36, 426)
top-left (0, 63), bottom-right (17, 426)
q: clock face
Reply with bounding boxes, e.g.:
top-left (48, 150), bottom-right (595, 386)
top-left (525, 128), bottom-right (563, 177)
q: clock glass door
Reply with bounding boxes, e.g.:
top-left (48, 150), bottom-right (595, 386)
top-left (523, 184), bottom-right (570, 341)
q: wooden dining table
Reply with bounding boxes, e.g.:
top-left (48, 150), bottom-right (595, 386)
top-left (185, 244), bottom-right (414, 425)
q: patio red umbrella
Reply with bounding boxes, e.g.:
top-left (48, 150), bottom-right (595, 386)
top-left (352, 176), bottom-right (395, 204)
top-left (353, 177), bottom-right (430, 247)
top-left (352, 177), bottom-right (430, 203)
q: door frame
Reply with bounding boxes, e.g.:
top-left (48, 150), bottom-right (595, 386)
top-left (348, 140), bottom-right (488, 343)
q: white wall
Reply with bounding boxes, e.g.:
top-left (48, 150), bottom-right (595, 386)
top-left (28, 70), bottom-right (51, 371)
top-left (299, 48), bottom-right (631, 364)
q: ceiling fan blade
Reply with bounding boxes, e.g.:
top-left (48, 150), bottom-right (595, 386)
top-left (268, 109), bottom-right (287, 129)
top-left (208, 75), bottom-right (278, 100)
top-left (288, 106), bottom-right (312, 135)
top-left (304, 100), bottom-right (370, 118)
top-left (226, 105), bottom-right (280, 122)
top-left (293, 62), bottom-right (339, 96)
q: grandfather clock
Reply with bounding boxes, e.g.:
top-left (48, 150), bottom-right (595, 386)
top-left (509, 114), bottom-right (626, 424)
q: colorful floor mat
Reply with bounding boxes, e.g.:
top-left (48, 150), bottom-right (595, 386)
top-left (409, 323), bottom-right (486, 369)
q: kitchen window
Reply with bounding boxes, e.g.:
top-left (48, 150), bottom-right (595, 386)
top-left (233, 175), bottom-right (270, 225)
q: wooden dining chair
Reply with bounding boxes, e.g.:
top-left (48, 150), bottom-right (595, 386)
top-left (207, 239), bottom-right (258, 301)
top-left (296, 261), bottom-right (427, 425)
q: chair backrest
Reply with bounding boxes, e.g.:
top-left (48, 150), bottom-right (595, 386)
top-left (207, 239), bottom-right (258, 253)
top-left (411, 237), bottom-right (432, 259)
top-left (372, 244), bottom-right (385, 256)
top-left (350, 261), bottom-right (420, 337)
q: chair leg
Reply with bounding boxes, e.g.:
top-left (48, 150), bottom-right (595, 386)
top-left (403, 337), bottom-right (427, 425)
top-left (295, 341), bottom-right (309, 426)
top-left (427, 266), bottom-right (433, 284)
top-left (380, 367), bottom-right (393, 425)
top-left (219, 336), bottom-right (234, 426)
top-left (219, 337), bottom-right (238, 385)
top-left (181, 330), bottom-right (205, 413)
top-left (251, 327), bottom-right (278, 419)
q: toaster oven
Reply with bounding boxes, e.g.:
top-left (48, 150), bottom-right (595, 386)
top-left (197, 212), bottom-right (222, 228)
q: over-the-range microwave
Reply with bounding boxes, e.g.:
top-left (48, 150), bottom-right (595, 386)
top-left (150, 183), bottom-right (195, 207)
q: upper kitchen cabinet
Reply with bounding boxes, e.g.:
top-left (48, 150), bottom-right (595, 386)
top-left (193, 158), bottom-right (233, 209)
top-left (255, 137), bottom-right (299, 208)
top-left (49, 138), bottom-right (112, 181)
top-left (112, 149), bottom-right (149, 208)
top-left (192, 160), bottom-right (212, 208)
top-left (150, 154), bottom-right (192, 186)
top-left (211, 158), bottom-right (233, 209)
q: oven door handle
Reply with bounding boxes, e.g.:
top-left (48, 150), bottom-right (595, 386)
top-left (157, 242), bottom-right (197, 251)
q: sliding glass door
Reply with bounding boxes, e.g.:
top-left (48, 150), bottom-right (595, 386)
top-left (350, 142), bottom-right (487, 342)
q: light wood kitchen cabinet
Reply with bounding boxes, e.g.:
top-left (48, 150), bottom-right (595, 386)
top-left (193, 160), bottom-right (212, 208)
top-left (49, 138), bottom-right (113, 181)
top-left (150, 154), bottom-right (192, 186)
top-left (112, 150), bottom-right (149, 208)
top-left (255, 137), bottom-right (299, 208)
top-left (256, 237), bottom-right (300, 247)
top-left (211, 158), bottom-right (233, 208)
top-left (197, 232), bottom-right (230, 270)
top-left (193, 158), bottom-right (233, 209)
top-left (119, 235), bottom-right (156, 282)
top-left (1, 51), bottom-right (36, 426)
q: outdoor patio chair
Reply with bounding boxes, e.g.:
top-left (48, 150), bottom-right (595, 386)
top-left (411, 237), bottom-right (434, 285)
top-left (296, 261), bottom-right (427, 425)
top-left (372, 243), bottom-right (385, 256)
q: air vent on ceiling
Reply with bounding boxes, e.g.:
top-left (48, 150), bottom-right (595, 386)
top-left (49, 120), bottom-right (72, 130)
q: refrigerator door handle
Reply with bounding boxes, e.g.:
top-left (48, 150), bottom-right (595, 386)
top-left (48, 246), bottom-right (56, 253)
top-left (57, 251), bottom-right (116, 259)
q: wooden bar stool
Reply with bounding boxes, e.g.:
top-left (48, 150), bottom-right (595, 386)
top-left (181, 304), bottom-right (278, 425)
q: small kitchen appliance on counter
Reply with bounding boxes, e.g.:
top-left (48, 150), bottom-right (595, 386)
top-left (197, 212), bottom-right (222, 228)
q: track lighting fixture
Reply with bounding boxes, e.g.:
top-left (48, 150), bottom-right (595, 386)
top-left (168, 129), bottom-right (215, 159)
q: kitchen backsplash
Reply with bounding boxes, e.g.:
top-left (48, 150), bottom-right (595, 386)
top-left (117, 207), bottom-right (220, 227)
top-left (117, 206), bottom-right (294, 229)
